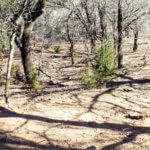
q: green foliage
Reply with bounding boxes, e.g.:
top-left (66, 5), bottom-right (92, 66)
top-left (0, 36), bottom-right (8, 51)
top-left (81, 39), bottom-right (116, 88)
top-left (11, 63), bottom-right (23, 84)
top-left (53, 46), bottom-right (61, 53)
top-left (0, 76), bottom-right (5, 86)
top-left (0, 52), bottom-right (4, 60)
top-left (11, 63), bottom-right (19, 78)
top-left (0, 22), bottom-right (9, 51)
top-left (0, 0), bottom-right (21, 10)
top-left (73, 51), bottom-right (80, 60)
top-left (0, 0), bottom-right (23, 51)
top-left (28, 68), bottom-right (41, 90)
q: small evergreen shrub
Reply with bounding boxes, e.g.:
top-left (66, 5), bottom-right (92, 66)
top-left (0, 52), bottom-right (4, 60)
top-left (53, 46), bottom-right (61, 53)
top-left (81, 39), bottom-right (116, 88)
top-left (28, 68), bottom-right (41, 90)
top-left (73, 51), bottom-right (80, 60)
top-left (0, 76), bottom-right (5, 86)
top-left (11, 63), bottom-right (19, 78)
top-left (11, 63), bottom-right (23, 83)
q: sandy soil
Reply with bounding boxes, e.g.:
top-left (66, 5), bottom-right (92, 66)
top-left (0, 34), bottom-right (150, 150)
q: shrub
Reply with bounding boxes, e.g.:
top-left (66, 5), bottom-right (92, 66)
top-left (53, 46), bottom-right (61, 53)
top-left (0, 76), bottom-right (5, 86)
top-left (0, 52), bottom-right (4, 60)
top-left (27, 68), bottom-right (41, 90)
top-left (11, 63), bottom-right (24, 83)
top-left (73, 51), bottom-right (80, 60)
top-left (81, 39), bottom-right (116, 88)
top-left (11, 63), bottom-right (19, 78)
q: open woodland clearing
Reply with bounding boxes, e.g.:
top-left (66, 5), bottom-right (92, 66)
top-left (0, 34), bottom-right (150, 150)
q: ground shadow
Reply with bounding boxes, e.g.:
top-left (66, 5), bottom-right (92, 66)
top-left (108, 74), bottom-right (150, 87)
top-left (0, 106), bottom-right (150, 149)
top-left (0, 130), bottom-right (79, 150)
top-left (101, 131), bottom-right (141, 150)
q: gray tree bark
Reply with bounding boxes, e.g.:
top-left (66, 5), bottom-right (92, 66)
top-left (117, 0), bottom-right (123, 69)
top-left (5, 0), bottom-right (29, 103)
top-left (133, 30), bottom-right (138, 52)
top-left (18, 0), bottom-right (46, 83)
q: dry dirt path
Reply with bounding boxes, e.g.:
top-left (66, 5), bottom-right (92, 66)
top-left (0, 35), bottom-right (150, 150)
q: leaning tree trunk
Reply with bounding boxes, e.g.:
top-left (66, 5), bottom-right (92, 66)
top-left (5, 0), bottom-right (29, 103)
top-left (133, 30), bottom-right (138, 52)
top-left (5, 32), bottom-right (16, 103)
top-left (117, 0), bottom-right (123, 69)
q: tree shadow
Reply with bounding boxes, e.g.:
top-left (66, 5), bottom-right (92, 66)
top-left (108, 74), bottom-right (150, 88)
top-left (0, 106), bottom-right (150, 150)
top-left (101, 131), bottom-right (140, 150)
top-left (0, 130), bottom-right (78, 150)
top-left (88, 88), bottom-right (115, 112)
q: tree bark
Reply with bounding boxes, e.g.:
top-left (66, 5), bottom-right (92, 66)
top-left (133, 30), bottom-right (138, 52)
top-left (67, 24), bottom-right (75, 65)
top-left (70, 42), bottom-right (74, 65)
top-left (98, 5), bottom-right (107, 40)
top-left (117, 0), bottom-right (123, 69)
top-left (67, 11), bottom-right (75, 65)
top-left (82, 1), bottom-right (96, 55)
top-left (5, 0), bottom-right (29, 103)
top-left (18, 0), bottom-right (46, 83)
top-left (5, 32), bottom-right (16, 103)
top-left (20, 22), bottom-right (34, 82)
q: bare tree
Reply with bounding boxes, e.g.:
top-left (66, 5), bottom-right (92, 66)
top-left (67, 10), bottom-right (75, 65)
top-left (107, 0), bottom-right (148, 68)
top-left (42, 0), bottom-right (149, 69)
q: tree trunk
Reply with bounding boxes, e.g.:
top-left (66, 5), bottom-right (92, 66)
top-left (5, 32), bottom-right (16, 103)
top-left (133, 30), bottom-right (138, 52)
top-left (20, 22), bottom-right (34, 82)
top-left (70, 42), bottom-right (74, 65)
top-left (117, 0), bottom-right (123, 69)
top-left (19, 0), bottom-right (46, 83)
top-left (67, 19), bottom-right (74, 65)
top-left (90, 36), bottom-right (96, 55)
top-left (5, 0), bottom-right (29, 103)
top-left (98, 5), bottom-right (107, 40)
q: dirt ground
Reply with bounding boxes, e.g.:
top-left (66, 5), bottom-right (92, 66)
top-left (0, 34), bottom-right (150, 150)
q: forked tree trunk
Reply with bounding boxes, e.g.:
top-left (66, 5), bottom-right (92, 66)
top-left (133, 30), bottom-right (138, 52)
top-left (5, 0), bottom-right (46, 103)
top-left (19, 0), bottom-right (46, 83)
